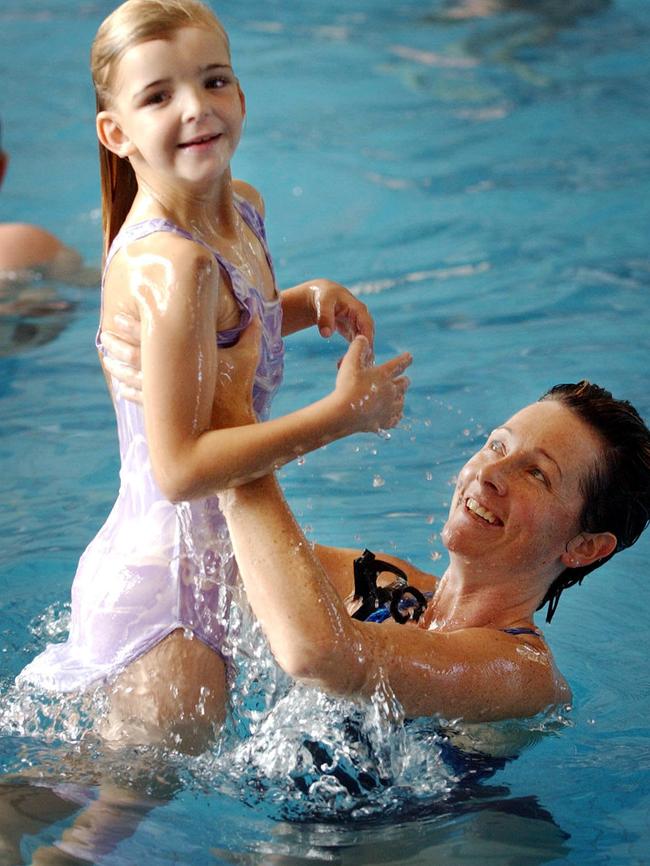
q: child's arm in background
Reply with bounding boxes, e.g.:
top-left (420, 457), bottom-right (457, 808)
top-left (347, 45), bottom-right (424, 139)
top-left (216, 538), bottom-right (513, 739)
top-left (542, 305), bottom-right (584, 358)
top-left (122, 234), bottom-right (411, 503)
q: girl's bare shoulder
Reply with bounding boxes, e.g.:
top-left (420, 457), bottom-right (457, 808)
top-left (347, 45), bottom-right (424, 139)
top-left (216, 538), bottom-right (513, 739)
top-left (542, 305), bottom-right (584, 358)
top-left (108, 231), bottom-right (216, 288)
top-left (232, 178), bottom-right (265, 217)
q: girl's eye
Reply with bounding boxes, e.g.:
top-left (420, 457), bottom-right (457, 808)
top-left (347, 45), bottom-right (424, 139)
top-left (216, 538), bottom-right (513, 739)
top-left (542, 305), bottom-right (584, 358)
top-left (205, 76), bottom-right (229, 90)
top-left (530, 467), bottom-right (548, 484)
top-left (144, 91), bottom-right (168, 106)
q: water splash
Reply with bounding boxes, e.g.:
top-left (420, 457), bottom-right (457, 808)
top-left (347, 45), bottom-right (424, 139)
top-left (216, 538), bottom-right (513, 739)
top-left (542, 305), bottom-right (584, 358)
top-left (1, 578), bottom-right (571, 823)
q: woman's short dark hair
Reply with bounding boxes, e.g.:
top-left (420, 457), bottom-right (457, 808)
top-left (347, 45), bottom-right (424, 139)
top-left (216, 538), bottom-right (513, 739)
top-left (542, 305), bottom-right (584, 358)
top-left (536, 381), bottom-right (650, 621)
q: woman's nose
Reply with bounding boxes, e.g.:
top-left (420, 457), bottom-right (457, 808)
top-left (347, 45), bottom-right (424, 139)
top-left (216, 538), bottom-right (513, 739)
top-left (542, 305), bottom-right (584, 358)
top-left (476, 457), bottom-right (508, 495)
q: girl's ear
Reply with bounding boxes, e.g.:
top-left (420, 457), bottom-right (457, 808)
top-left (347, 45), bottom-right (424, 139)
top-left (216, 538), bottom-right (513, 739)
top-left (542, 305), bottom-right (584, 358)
top-left (96, 111), bottom-right (136, 158)
top-left (561, 531), bottom-right (617, 569)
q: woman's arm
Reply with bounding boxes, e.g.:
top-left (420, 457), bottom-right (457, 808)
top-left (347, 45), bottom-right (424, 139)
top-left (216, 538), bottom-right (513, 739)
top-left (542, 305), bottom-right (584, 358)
top-left (215, 325), bottom-right (563, 722)
top-left (219, 474), bottom-right (560, 722)
top-left (121, 235), bottom-right (411, 501)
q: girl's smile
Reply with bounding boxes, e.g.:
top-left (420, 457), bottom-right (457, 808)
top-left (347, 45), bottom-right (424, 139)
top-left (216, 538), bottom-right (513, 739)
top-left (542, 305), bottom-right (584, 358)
top-left (100, 27), bottom-right (245, 192)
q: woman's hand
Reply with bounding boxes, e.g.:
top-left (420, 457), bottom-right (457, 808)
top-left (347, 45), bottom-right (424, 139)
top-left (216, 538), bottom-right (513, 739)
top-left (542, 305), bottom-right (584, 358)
top-left (100, 313), bottom-right (143, 403)
top-left (213, 318), bottom-right (261, 429)
top-left (333, 336), bottom-right (411, 434)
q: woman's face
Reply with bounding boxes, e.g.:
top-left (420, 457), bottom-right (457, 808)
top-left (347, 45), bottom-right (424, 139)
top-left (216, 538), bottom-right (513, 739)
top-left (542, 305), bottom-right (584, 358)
top-left (442, 400), bottom-right (605, 577)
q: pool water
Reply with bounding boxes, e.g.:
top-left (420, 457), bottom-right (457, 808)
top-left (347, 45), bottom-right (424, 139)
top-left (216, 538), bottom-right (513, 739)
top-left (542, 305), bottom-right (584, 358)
top-left (1, 0), bottom-right (649, 863)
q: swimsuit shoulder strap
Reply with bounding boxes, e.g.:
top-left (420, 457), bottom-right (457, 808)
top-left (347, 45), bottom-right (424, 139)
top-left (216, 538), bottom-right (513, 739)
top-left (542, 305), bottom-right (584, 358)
top-left (98, 202), bottom-right (273, 350)
top-left (233, 193), bottom-right (274, 275)
top-left (103, 218), bottom-right (212, 273)
top-left (233, 193), bottom-right (267, 245)
top-left (501, 627), bottom-right (542, 637)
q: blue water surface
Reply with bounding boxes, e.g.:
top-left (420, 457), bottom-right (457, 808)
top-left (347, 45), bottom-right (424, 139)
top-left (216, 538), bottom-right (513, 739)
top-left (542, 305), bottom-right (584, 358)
top-left (1, 0), bottom-right (649, 863)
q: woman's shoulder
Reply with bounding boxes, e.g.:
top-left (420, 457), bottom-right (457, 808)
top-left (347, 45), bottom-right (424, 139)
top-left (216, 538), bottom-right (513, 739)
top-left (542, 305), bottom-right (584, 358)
top-left (232, 179), bottom-right (265, 218)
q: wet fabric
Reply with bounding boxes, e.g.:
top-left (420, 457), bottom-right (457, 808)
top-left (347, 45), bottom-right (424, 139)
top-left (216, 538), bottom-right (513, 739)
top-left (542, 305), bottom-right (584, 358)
top-left (19, 195), bottom-right (284, 691)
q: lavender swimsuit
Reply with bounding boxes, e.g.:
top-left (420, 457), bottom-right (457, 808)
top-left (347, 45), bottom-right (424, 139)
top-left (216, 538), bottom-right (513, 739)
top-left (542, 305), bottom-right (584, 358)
top-left (20, 196), bottom-right (284, 691)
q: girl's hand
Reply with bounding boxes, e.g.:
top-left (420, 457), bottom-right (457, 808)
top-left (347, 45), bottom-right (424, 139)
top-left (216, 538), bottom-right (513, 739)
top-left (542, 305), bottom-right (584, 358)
top-left (100, 313), bottom-right (143, 403)
top-left (308, 280), bottom-right (374, 345)
top-left (334, 336), bottom-right (411, 434)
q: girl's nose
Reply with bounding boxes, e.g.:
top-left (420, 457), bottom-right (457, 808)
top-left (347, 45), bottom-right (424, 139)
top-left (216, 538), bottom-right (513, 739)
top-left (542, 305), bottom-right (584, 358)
top-left (182, 87), bottom-right (210, 123)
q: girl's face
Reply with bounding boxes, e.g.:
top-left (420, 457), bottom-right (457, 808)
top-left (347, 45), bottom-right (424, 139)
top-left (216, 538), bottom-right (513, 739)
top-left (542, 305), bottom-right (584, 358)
top-left (442, 400), bottom-right (605, 578)
top-left (99, 26), bottom-right (245, 192)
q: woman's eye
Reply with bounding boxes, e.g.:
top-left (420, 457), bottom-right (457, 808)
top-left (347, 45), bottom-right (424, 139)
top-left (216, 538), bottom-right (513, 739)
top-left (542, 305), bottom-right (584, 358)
top-left (488, 439), bottom-right (503, 454)
top-left (530, 467), bottom-right (547, 484)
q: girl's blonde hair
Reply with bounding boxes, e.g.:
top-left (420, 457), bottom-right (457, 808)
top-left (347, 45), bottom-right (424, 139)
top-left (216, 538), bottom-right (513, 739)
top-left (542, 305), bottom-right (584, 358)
top-left (91, 0), bottom-right (229, 256)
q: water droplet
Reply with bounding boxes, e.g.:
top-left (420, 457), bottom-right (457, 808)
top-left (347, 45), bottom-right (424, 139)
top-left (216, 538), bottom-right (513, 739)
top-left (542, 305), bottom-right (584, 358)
top-left (372, 475), bottom-right (385, 488)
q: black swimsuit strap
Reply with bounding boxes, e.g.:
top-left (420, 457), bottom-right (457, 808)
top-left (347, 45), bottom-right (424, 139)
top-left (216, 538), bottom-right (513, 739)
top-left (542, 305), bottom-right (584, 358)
top-left (501, 627), bottom-right (541, 637)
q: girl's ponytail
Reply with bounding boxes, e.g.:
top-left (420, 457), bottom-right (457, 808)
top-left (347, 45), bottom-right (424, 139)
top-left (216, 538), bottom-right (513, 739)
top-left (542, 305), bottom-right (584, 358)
top-left (97, 99), bottom-right (138, 259)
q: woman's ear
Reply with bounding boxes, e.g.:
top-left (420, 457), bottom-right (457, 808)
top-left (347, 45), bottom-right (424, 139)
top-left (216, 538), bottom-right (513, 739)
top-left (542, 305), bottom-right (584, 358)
top-left (96, 111), bottom-right (135, 158)
top-left (561, 531), bottom-right (617, 569)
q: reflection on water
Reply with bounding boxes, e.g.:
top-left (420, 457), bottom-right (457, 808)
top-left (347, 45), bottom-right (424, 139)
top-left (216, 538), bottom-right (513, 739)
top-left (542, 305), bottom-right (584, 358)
top-left (423, 0), bottom-right (613, 30)
top-left (404, 0), bottom-right (615, 87)
top-left (0, 285), bottom-right (76, 357)
top-left (0, 261), bottom-right (99, 356)
top-left (429, 0), bottom-right (612, 25)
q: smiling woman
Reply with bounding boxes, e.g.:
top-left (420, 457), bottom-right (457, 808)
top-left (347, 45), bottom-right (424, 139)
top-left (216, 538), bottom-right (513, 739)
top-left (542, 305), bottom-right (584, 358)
top-left (207, 339), bottom-right (650, 723)
top-left (442, 399), bottom-right (612, 582)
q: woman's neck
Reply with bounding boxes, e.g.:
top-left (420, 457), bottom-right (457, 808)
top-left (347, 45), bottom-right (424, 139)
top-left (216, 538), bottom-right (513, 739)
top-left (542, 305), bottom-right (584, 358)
top-left (425, 558), bottom-right (546, 632)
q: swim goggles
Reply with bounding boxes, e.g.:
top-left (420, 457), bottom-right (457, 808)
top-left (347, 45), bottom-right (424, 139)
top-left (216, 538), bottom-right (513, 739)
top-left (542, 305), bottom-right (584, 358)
top-left (351, 548), bottom-right (428, 624)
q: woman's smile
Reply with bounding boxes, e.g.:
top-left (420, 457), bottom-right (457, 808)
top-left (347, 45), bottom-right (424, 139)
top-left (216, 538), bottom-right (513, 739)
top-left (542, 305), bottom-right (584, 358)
top-left (464, 496), bottom-right (503, 527)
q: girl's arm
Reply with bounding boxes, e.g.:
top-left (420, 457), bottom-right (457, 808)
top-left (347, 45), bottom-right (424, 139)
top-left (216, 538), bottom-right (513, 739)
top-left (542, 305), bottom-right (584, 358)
top-left (280, 279), bottom-right (374, 342)
top-left (231, 178), bottom-right (374, 342)
top-left (123, 234), bottom-right (411, 502)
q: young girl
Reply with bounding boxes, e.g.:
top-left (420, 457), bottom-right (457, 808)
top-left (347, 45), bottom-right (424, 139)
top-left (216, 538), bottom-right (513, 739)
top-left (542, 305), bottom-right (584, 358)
top-left (18, 0), bottom-right (411, 750)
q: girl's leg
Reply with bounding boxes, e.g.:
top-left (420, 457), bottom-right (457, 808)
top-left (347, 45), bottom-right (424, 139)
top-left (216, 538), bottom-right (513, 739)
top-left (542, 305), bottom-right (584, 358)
top-left (101, 629), bottom-right (227, 754)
